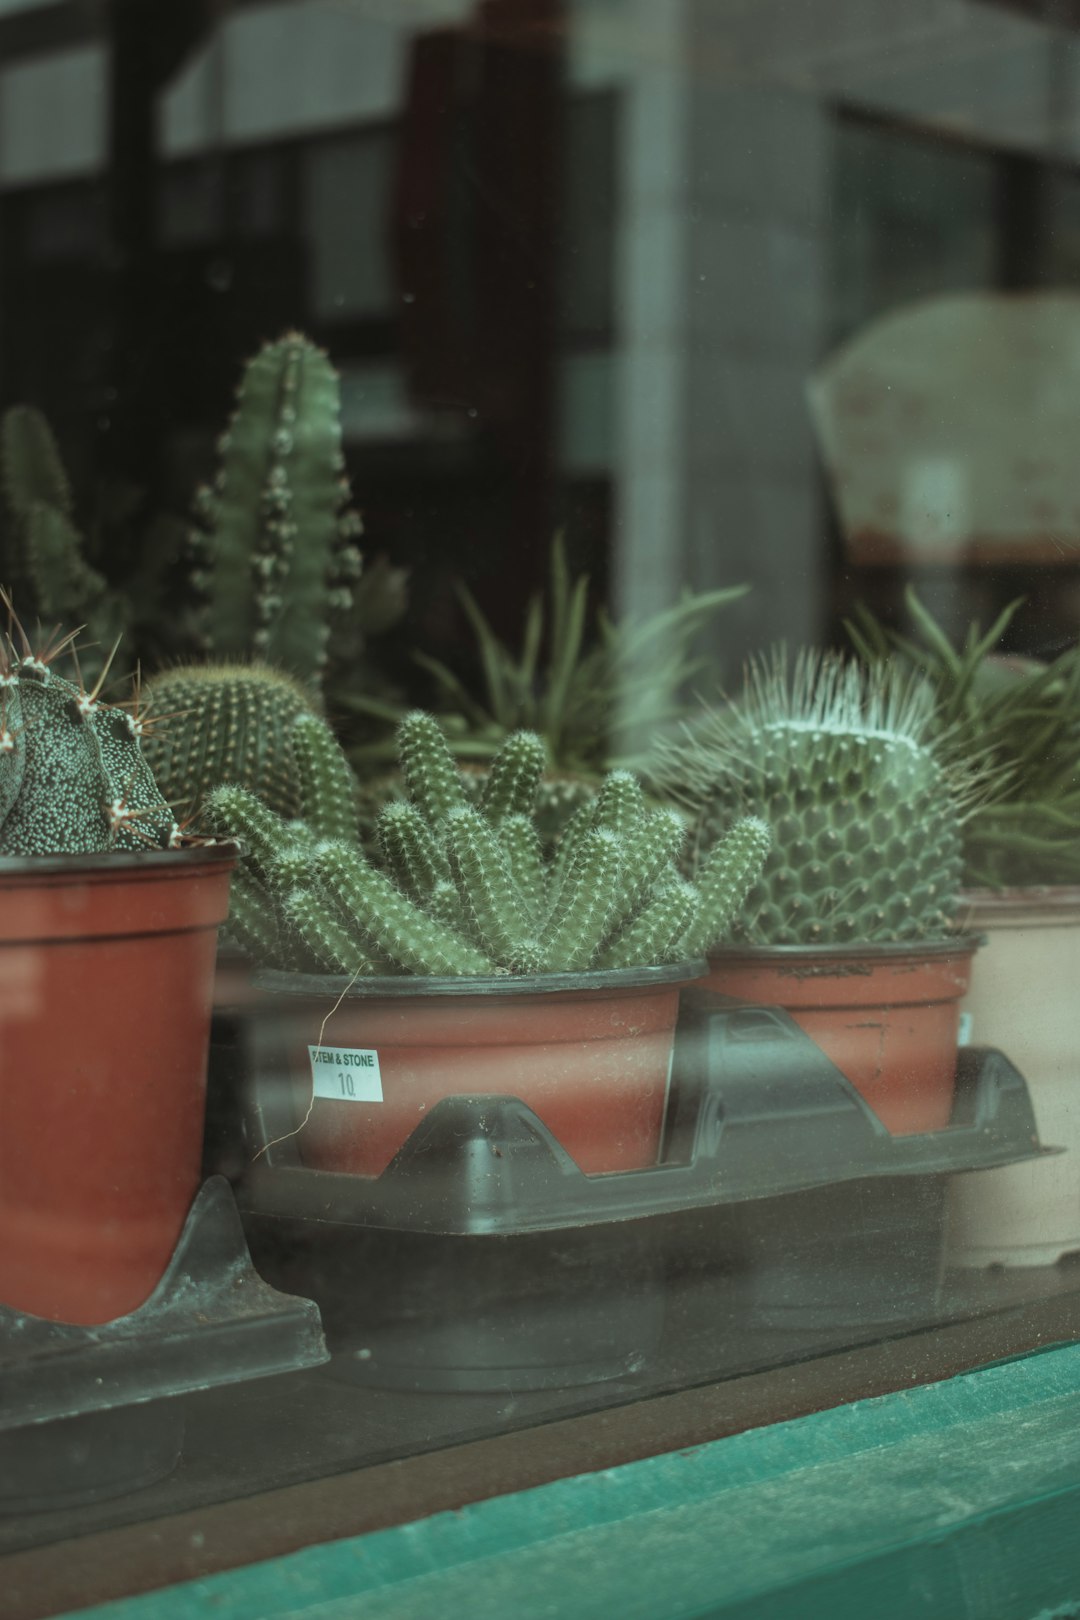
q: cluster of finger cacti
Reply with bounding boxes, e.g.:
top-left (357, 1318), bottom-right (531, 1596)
top-left (0, 601), bottom-right (180, 857)
top-left (204, 710), bottom-right (772, 976)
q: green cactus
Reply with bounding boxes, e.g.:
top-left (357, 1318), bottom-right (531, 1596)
top-left (655, 652), bottom-right (966, 947)
top-left (140, 665), bottom-right (365, 846)
top-left (0, 407), bottom-right (124, 661)
top-left (0, 604), bottom-right (180, 857)
top-left (202, 712), bottom-right (771, 977)
top-left (188, 332), bottom-right (364, 686)
top-left (140, 663), bottom-right (319, 824)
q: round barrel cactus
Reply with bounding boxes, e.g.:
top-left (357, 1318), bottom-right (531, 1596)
top-left (660, 652), bottom-right (966, 947)
top-left (0, 614), bottom-right (180, 856)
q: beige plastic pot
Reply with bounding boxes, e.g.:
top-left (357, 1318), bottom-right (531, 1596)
top-left (945, 887), bottom-right (1080, 1268)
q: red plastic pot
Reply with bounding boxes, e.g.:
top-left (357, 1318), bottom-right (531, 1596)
top-left (702, 937), bottom-right (981, 1136)
top-left (252, 962), bottom-right (706, 1178)
top-left (0, 847), bottom-right (236, 1325)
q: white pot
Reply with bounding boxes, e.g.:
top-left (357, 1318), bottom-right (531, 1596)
top-left (945, 887), bottom-right (1080, 1267)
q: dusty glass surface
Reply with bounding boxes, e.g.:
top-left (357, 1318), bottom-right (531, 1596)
top-left (2, 1), bottom-right (1080, 1612)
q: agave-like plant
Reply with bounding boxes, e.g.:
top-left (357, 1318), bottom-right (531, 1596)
top-left (848, 589), bottom-right (1080, 889)
top-left (651, 649), bottom-right (981, 947)
top-left (339, 535), bottom-right (748, 776)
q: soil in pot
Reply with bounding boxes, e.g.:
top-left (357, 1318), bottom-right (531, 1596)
top-left (702, 938), bottom-right (980, 1136)
top-left (248, 962), bottom-right (704, 1178)
top-left (0, 847), bottom-right (235, 1325)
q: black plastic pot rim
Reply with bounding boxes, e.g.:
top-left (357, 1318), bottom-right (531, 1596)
top-left (706, 933), bottom-right (984, 967)
top-left (0, 844), bottom-right (239, 880)
top-left (252, 959), bottom-right (709, 1001)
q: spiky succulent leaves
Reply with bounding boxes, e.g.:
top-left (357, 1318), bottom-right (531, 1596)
top-left (316, 838), bottom-right (495, 975)
top-left (663, 652), bottom-right (965, 947)
top-left (283, 888), bottom-right (381, 977)
top-left (478, 729), bottom-right (545, 824)
top-left (597, 878), bottom-right (700, 971)
top-left (680, 815), bottom-right (773, 956)
top-left (444, 805), bottom-right (536, 967)
top-left (592, 769), bottom-right (646, 837)
top-left (190, 332), bottom-right (363, 685)
top-left (142, 664), bottom-right (318, 824)
top-left (397, 710), bottom-right (465, 826)
top-left (225, 864), bottom-right (284, 964)
top-left (497, 813), bottom-right (546, 922)
top-left (0, 646), bottom-right (178, 856)
top-left (290, 710), bottom-right (359, 843)
top-left (377, 800), bottom-right (450, 901)
top-left (539, 826), bottom-right (624, 972)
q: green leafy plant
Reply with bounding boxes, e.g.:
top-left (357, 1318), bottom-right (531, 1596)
top-left (653, 651), bottom-right (971, 947)
top-left (340, 536), bottom-right (748, 775)
top-left (848, 590), bottom-right (1080, 889)
top-left (203, 710), bottom-right (771, 976)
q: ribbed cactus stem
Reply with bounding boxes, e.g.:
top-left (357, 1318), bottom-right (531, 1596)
top-left (444, 805), bottom-right (533, 962)
top-left (428, 877), bottom-right (469, 933)
top-left (290, 710), bottom-right (359, 842)
top-left (266, 841), bottom-right (320, 897)
top-left (202, 783), bottom-right (289, 878)
top-left (539, 826), bottom-right (624, 971)
top-left (316, 838), bottom-right (495, 975)
top-left (190, 332), bottom-right (363, 684)
top-left (224, 866), bottom-right (283, 963)
top-left (681, 815), bottom-right (773, 956)
top-left (283, 888), bottom-right (380, 976)
top-left (478, 729), bottom-right (546, 823)
top-left (497, 813), bottom-right (546, 922)
top-left (618, 806), bottom-right (687, 917)
top-left (597, 879), bottom-right (700, 971)
top-left (592, 769), bottom-right (646, 836)
top-left (547, 798), bottom-right (595, 913)
top-left (377, 800), bottom-right (450, 900)
top-left (0, 638), bottom-right (179, 856)
top-left (397, 710), bottom-right (465, 826)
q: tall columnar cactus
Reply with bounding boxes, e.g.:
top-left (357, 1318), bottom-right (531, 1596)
top-left (0, 605), bottom-right (180, 856)
top-left (654, 651), bottom-right (967, 947)
top-left (188, 332), bottom-right (364, 686)
top-left (0, 406), bottom-right (110, 628)
top-left (203, 711), bottom-right (772, 977)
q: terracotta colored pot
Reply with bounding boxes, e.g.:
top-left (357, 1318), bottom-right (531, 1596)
top-left (251, 962), bottom-right (706, 1178)
top-left (702, 938), bottom-right (981, 1136)
top-left (0, 847), bottom-right (235, 1325)
top-left (946, 887), bottom-right (1080, 1267)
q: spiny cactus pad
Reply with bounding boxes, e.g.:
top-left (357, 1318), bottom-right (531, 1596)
top-left (0, 616), bottom-right (180, 857)
top-left (662, 652), bottom-right (965, 947)
top-left (203, 712), bottom-right (771, 976)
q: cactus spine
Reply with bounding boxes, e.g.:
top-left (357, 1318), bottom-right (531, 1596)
top-left (204, 710), bottom-right (772, 977)
top-left (657, 652), bottom-right (966, 947)
top-left (189, 332), bottom-right (363, 685)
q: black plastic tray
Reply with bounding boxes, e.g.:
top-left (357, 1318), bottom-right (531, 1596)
top-left (236, 991), bottom-right (1050, 1238)
top-left (0, 1177), bottom-right (328, 1511)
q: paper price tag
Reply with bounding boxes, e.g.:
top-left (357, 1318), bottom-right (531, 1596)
top-left (309, 1045), bottom-right (383, 1102)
